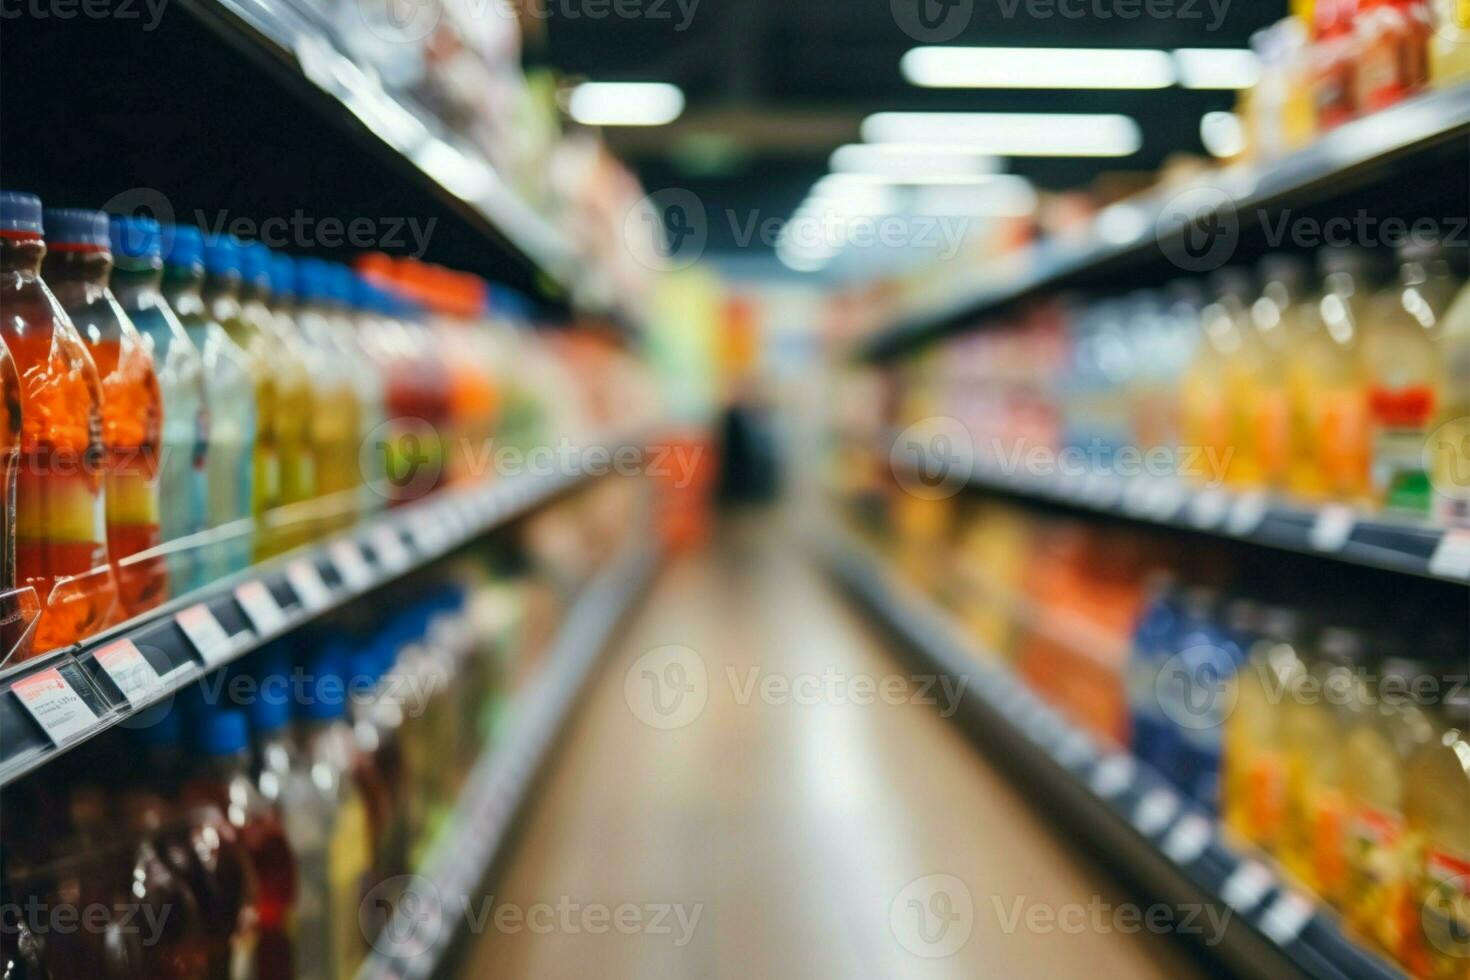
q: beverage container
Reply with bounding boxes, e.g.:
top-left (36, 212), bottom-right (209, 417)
top-left (293, 261), bottom-right (363, 534)
top-left (43, 208), bottom-right (168, 618)
top-left (184, 708), bottom-right (296, 980)
top-left (1364, 240), bottom-right (1457, 516)
top-left (1313, 0), bottom-right (1360, 129)
top-left (240, 244), bottom-right (315, 555)
top-left (1341, 655), bottom-right (1436, 956)
top-left (1, 336), bottom-right (18, 604)
top-left (346, 644), bottom-right (408, 892)
top-left (1429, 0), bottom-right (1470, 83)
top-left (265, 253), bottom-right (332, 545)
top-left (1223, 606), bottom-right (1308, 852)
top-left (1165, 591), bottom-right (1250, 810)
top-left (203, 236), bottom-right (280, 560)
top-left (0, 191), bottom-right (117, 654)
top-left (1214, 269), bottom-right (1276, 488)
top-left (1430, 267), bottom-right (1470, 525)
top-left (161, 226), bottom-right (256, 580)
top-left (1355, 0), bottom-right (1429, 111)
top-left (324, 265), bottom-right (386, 514)
top-left (1401, 689), bottom-right (1470, 979)
top-left (1181, 280), bottom-right (1240, 487)
top-left (1126, 573), bottom-right (1180, 773)
top-left (1249, 256), bottom-right (1305, 489)
top-left (110, 217), bottom-right (210, 596)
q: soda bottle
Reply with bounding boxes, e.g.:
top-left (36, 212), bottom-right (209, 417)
top-left (203, 236), bottom-right (280, 560)
top-left (293, 261), bottom-right (362, 534)
top-left (184, 708), bottom-right (295, 980)
top-left (1126, 572), bottom-right (1179, 772)
top-left (326, 265), bottom-right (386, 514)
top-left (1, 335), bottom-right (18, 603)
top-left (1364, 239), bottom-right (1458, 516)
top-left (0, 191), bottom-right (117, 654)
top-left (42, 208), bottom-right (167, 618)
top-left (161, 227), bottom-right (255, 580)
top-left (109, 217), bottom-right (210, 596)
top-left (1167, 592), bottom-right (1251, 811)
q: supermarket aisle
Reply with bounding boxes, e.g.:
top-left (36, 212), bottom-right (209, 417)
top-left (461, 516), bottom-right (1206, 979)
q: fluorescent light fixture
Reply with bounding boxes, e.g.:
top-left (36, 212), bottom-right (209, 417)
top-left (1096, 203), bottom-right (1149, 245)
top-left (910, 176), bottom-right (1037, 217)
top-left (862, 112), bottom-right (1142, 157)
top-left (901, 46), bottom-right (1175, 89)
top-left (1200, 110), bottom-right (1247, 157)
top-left (1174, 49), bottom-right (1261, 89)
top-left (829, 143), bottom-right (1003, 178)
top-left (568, 82), bottom-right (684, 126)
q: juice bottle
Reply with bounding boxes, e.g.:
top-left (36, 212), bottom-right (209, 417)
top-left (1314, 0), bottom-right (1360, 129)
top-left (42, 208), bottom-right (168, 619)
top-left (1281, 626), bottom-right (1368, 903)
top-left (161, 226), bottom-right (256, 580)
top-left (1181, 290), bottom-right (1234, 487)
top-left (1342, 654), bottom-right (1436, 957)
top-left (109, 216), bottom-right (210, 597)
top-left (240, 244), bottom-right (314, 554)
top-left (1429, 0), bottom-right (1470, 83)
top-left (184, 708), bottom-right (296, 980)
top-left (1223, 606), bottom-right (1307, 853)
top-left (1, 336), bottom-right (18, 604)
top-left (203, 236), bottom-right (280, 561)
top-left (1364, 240), bottom-right (1457, 516)
top-left (0, 191), bottom-right (117, 655)
top-left (1401, 688), bottom-right (1470, 979)
top-left (1356, 0), bottom-right (1419, 110)
top-left (1209, 270), bottom-right (1271, 488)
top-left (1430, 268), bottom-right (1470, 526)
top-left (293, 260), bottom-right (362, 534)
top-left (326, 264), bottom-right (386, 515)
top-left (265, 253), bottom-right (332, 545)
top-left (346, 644), bottom-right (406, 893)
top-left (1250, 256), bottom-right (1305, 490)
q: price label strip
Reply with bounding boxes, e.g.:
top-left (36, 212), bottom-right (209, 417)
top-left (235, 580), bottom-right (289, 636)
top-left (287, 560), bottom-right (334, 612)
top-left (371, 526), bottom-right (412, 572)
top-left (1429, 529), bottom-right (1470, 580)
top-left (1257, 891), bottom-right (1314, 947)
top-left (1089, 755), bottom-right (1137, 799)
top-left (1225, 491), bottom-right (1269, 536)
top-left (1189, 489), bottom-right (1230, 530)
top-left (1132, 786), bottom-right (1180, 837)
top-left (330, 540), bottom-right (374, 590)
top-left (12, 667), bottom-right (103, 745)
top-left (177, 603), bottom-right (237, 666)
top-left (94, 639), bottom-right (165, 708)
top-left (1221, 860), bottom-right (1274, 913)
top-left (1309, 505), bottom-right (1356, 552)
top-left (1162, 812), bottom-right (1213, 866)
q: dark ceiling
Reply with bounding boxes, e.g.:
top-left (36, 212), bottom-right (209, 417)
top-left (538, 0), bottom-right (1290, 254)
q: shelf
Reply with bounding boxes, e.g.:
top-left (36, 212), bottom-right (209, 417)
top-left (355, 532), bottom-right (660, 980)
top-left (858, 83), bottom-right (1470, 360)
top-left (815, 524), bottom-right (1406, 980)
top-left (0, 436), bottom-right (647, 788)
top-left (889, 445), bottom-right (1470, 583)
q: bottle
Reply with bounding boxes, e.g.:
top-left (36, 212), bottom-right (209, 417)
top-left (0, 191), bottom-right (117, 654)
top-left (1429, 0), bottom-right (1470, 84)
top-left (1250, 256), bottom-right (1304, 490)
top-left (1182, 279), bottom-right (1243, 488)
top-left (327, 265), bottom-right (386, 513)
top-left (1223, 606), bottom-right (1308, 852)
top-left (293, 261), bottom-right (362, 534)
top-left (1401, 688), bottom-right (1470, 979)
top-left (1341, 654), bottom-right (1436, 957)
top-left (1168, 591), bottom-right (1250, 811)
top-left (1126, 572), bottom-right (1179, 773)
top-left (1314, 0), bottom-right (1360, 129)
top-left (264, 253), bottom-right (328, 545)
top-left (184, 709), bottom-right (296, 980)
top-left (42, 208), bottom-right (168, 618)
top-left (161, 226), bottom-right (256, 580)
top-left (296, 653), bottom-right (373, 980)
top-left (1430, 265), bottom-right (1470, 526)
top-left (109, 217), bottom-right (210, 597)
top-left (1355, 0), bottom-right (1429, 111)
top-left (1281, 626), bottom-right (1368, 903)
top-left (346, 645), bottom-right (407, 893)
top-left (203, 236), bottom-right (280, 561)
top-left (1364, 240), bottom-right (1457, 516)
top-left (1, 335), bottom-right (18, 604)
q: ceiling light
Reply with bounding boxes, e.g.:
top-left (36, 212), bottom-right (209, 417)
top-left (910, 176), bottom-right (1037, 217)
top-left (1174, 49), bottom-right (1261, 89)
top-left (568, 82), bottom-right (685, 126)
top-left (862, 112), bottom-right (1142, 157)
top-left (901, 46), bottom-right (1175, 89)
top-left (829, 144), bottom-right (1003, 178)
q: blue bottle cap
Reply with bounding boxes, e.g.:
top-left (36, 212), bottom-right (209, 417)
top-left (239, 240), bottom-right (274, 289)
top-left (296, 257), bottom-right (334, 302)
top-left (248, 661), bottom-right (294, 733)
top-left (202, 234), bottom-right (241, 276)
top-left (271, 253), bottom-right (297, 299)
top-left (297, 651), bottom-right (348, 721)
top-left (330, 263), bottom-right (356, 306)
top-left (110, 216), bottom-right (163, 263)
top-left (196, 708), bottom-right (251, 756)
top-left (42, 208), bottom-right (109, 249)
top-left (352, 275), bottom-right (380, 313)
top-left (0, 191), bottom-right (44, 235)
top-left (164, 225), bottom-right (205, 270)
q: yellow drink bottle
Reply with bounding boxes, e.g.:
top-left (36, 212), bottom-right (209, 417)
top-left (1208, 269), bottom-right (1271, 488)
top-left (1429, 269), bottom-right (1470, 527)
top-left (1251, 256), bottom-right (1306, 490)
top-left (1429, 0), bottom-right (1470, 84)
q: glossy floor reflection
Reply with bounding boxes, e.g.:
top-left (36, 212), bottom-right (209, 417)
top-left (461, 515), bottom-right (1205, 979)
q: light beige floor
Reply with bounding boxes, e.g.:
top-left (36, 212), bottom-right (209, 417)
top-left (461, 516), bottom-right (1205, 979)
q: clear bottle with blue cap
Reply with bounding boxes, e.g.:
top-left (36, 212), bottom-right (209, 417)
top-left (110, 216), bottom-right (211, 597)
top-left (161, 225), bottom-right (257, 580)
top-left (0, 190), bottom-right (118, 656)
top-left (43, 207), bottom-right (169, 619)
top-left (204, 235), bottom-right (282, 561)
top-left (293, 259), bottom-right (363, 534)
top-left (325, 263), bottom-right (386, 515)
top-left (1, 331), bottom-right (17, 610)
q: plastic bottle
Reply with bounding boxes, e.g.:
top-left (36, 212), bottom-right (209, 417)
top-left (1355, 0), bottom-right (1429, 111)
top-left (1223, 606), bottom-right (1308, 852)
top-left (1126, 572), bottom-right (1179, 773)
top-left (240, 244), bottom-right (315, 555)
top-left (42, 208), bottom-right (168, 618)
top-left (0, 191), bottom-right (117, 654)
top-left (1364, 239), bottom-right (1457, 516)
top-left (1314, 0), bottom-right (1360, 129)
top-left (1341, 654), bottom-right (1436, 956)
top-left (1, 335), bottom-right (18, 605)
top-left (346, 644), bottom-right (407, 893)
top-left (1168, 592), bottom-right (1251, 811)
top-left (1430, 266), bottom-right (1470, 526)
top-left (1181, 279), bottom-right (1241, 488)
top-left (1401, 688), bottom-right (1470, 979)
top-left (161, 226), bottom-right (256, 580)
top-left (1251, 257), bottom-right (1306, 490)
top-left (293, 261), bottom-right (362, 534)
top-left (326, 264), bottom-right (386, 515)
top-left (1429, 0), bottom-right (1470, 83)
top-left (109, 217), bottom-right (210, 596)
top-left (202, 236), bottom-right (280, 560)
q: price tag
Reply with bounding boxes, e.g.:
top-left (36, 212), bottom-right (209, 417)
top-left (1162, 812), bottom-right (1213, 866)
top-left (1149, 481), bottom-right (1188, 522)
top-left (235, 581), bottom-right (288, 635)
top-left (1055, 730), bottom-right (1096, 770)
top-left (1132, 786), bottom-right (1180, 836)
top-left (1089, 755), bottom-right (1137, 799)
top-left (94, 639), bottom-right (164, 707)
top-left (1222, 860), bottom-right (1274, 912)
top-left (330, 541), bottom-right (373, 590)
top-left (371, 526), bottom-right (412, 572)
top-left (1123, 478), bottom-right (1154, 517)
top-left (1429, 529), bottom-right (1470, 580)
top-left (177, 604), bottom-right (236, 666)
top-left (1258, 891), bottom-right (1314, 946)
top-left (287, 560), bottom-right (333, 612)
top-left (1225, 491), bottom-right (1269, 536)
top-left (1309, 505), bottom-right (1355, 552)
top-left (411, 519), bottom-right (446, 554)
top-left (1189, 489), bottom-right (1230, 529)
top-left (12, 667), bottom-right (102, 745)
